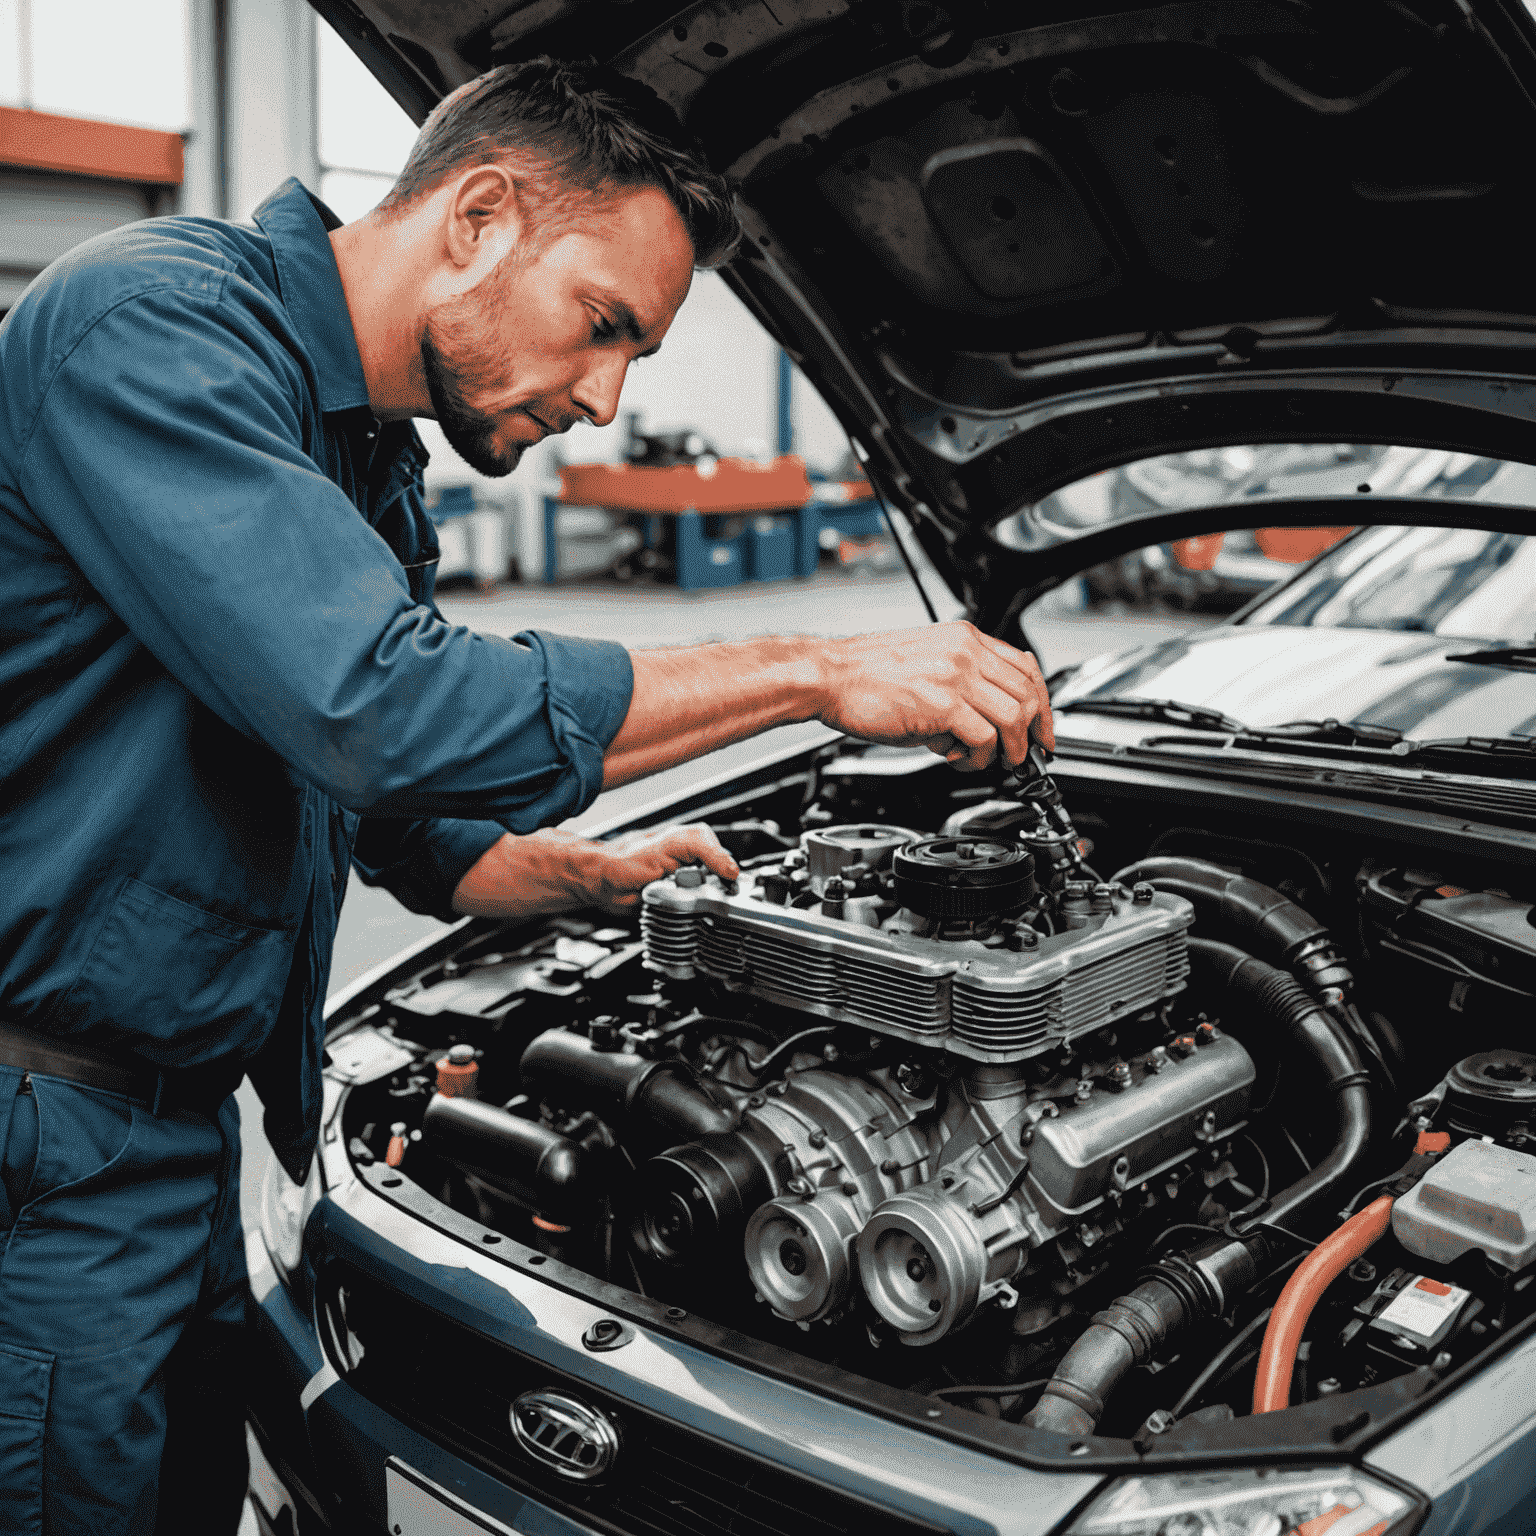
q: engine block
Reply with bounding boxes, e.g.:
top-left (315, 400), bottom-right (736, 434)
top-left (641, 865), bottom-right (1194, 1064)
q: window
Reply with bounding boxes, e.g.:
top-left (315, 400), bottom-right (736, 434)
top-left (1, 0), bottom-right (190, 132)
top-left (316, 16), bottom-right (419, 223)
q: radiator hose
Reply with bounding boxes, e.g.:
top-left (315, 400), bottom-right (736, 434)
top-left (1252, 1196), bottom-right (1395, 1413)
top-left (1113, 856), bottom-right (1353, 998)
top-left (519, 1028), bottom-right (740, 1147)
top-left (421, 1094), bottom-right (597, 1221)
top-left (1187, 938), bottom-right (1374, 1234)
top-left (1024, 940), bottom-right (1373, 1437)
top-left (1117, 855), bottom-right (1392, 1085)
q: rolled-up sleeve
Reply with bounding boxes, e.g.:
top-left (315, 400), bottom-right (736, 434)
top-left (14, 277), bottom-right (634, 829)
top-left (351, 817), bottom-right (504, 920)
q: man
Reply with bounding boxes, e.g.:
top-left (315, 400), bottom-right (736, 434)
top-left (0, 57), bottom-right (1052, 1533)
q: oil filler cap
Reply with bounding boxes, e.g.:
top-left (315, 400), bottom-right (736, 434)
top-left (892, 837), bottom-right (1036, 920)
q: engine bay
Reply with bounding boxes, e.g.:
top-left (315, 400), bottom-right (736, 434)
top-left (332, 741), bottom-right (1536, 1446)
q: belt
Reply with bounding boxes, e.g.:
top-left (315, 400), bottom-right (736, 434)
top-left (0, 1020), bottom-right (242, 1114)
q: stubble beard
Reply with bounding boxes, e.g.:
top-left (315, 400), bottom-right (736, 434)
top-left (419, 320), bottom-right (523, 479)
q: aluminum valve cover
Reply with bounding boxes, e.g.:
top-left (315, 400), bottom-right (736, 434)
top-left (641, 870), bottom-right (1192, 1062)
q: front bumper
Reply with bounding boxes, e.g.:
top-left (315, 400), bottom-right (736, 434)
top-left (245, 1167), bottom-right (1103, 1536)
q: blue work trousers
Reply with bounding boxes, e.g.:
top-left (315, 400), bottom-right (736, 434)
top-left (0, 1066), bottom-right (247, 1534)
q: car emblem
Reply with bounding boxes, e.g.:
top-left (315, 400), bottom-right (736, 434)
top-left (510, 1389), bottom-right (621, 1481)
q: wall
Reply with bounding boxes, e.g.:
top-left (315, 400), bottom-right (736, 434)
top-left (2, 0), bottom-right (854, 496)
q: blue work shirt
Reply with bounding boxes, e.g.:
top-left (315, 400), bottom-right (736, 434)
top-left (0, 179), bottom-right (634, 1180)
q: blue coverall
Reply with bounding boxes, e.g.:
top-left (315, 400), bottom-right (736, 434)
top-left (0, 179), bottom-right (634, 1533)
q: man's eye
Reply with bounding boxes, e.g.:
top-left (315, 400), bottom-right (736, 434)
top-left (590, 312), bottom-right (617, 342)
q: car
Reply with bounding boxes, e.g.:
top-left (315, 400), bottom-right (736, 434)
top-left (251, 5), bottom-right (1536, 1535)
top-left (1065, 445), bottom-right (1503, 612)
top-left (1048, 511), bottom-right (1536, 749)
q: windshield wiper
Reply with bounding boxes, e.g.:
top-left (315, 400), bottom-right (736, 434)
top-left (1387, 733), bottom-right (1536, 763)
top-left (1057, 697), bottom-right (1248, 732)
top-left (1445, 645), bottom-right (1536, 671)
top-left (1238, 718), bottom-right (1405, 749)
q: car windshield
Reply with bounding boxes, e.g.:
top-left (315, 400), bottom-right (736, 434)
top-left (1242, 525), bottom-right (1536, 642)
top-left (997, 442), bottom-right (1517, 547)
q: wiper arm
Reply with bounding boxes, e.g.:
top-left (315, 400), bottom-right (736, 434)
top-left (1445, 645), bottom-right (1536, 670)
top-left (1057, 696), bottom-right (1248, 732)
top-left (1239, 718), bottom-right (1405, 749)
top-left (1387, 733), bottom-right (1536, 762)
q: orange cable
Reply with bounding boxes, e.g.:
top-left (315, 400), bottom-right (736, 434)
top-left (1252, 1195), bottom-right (1395, 1414)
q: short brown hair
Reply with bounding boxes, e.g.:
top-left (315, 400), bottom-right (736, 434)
top-left (379, 57), bottom-right (740, 268)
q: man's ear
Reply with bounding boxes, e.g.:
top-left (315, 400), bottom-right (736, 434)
top-left (444, 164), bottom-right (524, 273)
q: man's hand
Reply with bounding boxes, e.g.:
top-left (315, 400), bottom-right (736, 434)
top-left (451, 824), bottom-right (739, 918)
top-left (819, 621), bottom-right (1054, 771)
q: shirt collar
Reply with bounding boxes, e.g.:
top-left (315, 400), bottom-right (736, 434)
top-left (252, 178), bottom-right (372, 415)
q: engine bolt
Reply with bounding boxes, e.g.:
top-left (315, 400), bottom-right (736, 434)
top-left (748, 1093), bottom-right (766, 1108)
top-left (880, 1158), bottom-right (901, 1174)
top-left (674, 865), bottom-right (704, 889)
top-left (808, 1130), bottom-right (827, 1148)
top-left (1108, 1062), bottom-right (1132, 1091)
top-left (1348, 1259), bottom-right (1377, 1284)
top-left (907, 1257), bottom-right (929, 1281)
top-left (447, 1043), bottom-right (476, 1064)
top-left (1132, 882), bottom-right (1155, 905)
top-left (1075, 1078), bottom-right (1093, 1103)
top-left (1147, 1046), bottom-right (1170, 1073)
top-left (842, 1181), bottom-right (858, 1196)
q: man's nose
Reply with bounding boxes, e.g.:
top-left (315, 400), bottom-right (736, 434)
top-left (570, 354), bottom-right (629, 429)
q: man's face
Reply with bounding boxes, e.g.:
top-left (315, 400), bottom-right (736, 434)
top-left (420, 184), bottom-right (694, 476)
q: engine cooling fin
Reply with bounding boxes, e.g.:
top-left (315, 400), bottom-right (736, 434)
top-left (640, 870), bottom-right (1193, 1064)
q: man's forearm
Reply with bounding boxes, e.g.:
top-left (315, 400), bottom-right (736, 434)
top-left (602, 636), bottom-right (826, 789)
top-left (450, 829), bottom-right (595, 917)
top-left (600, 621), bottom-right (1056, 788)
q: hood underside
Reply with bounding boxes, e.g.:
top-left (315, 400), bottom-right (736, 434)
top-left (314, 0), bottom-right (1536, 618)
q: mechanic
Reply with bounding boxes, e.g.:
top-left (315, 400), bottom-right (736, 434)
top-left (0, 58), bottom-right (1053, 1534)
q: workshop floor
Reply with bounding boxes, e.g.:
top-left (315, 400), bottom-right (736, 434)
top-left (235, 570), bottom-right (1216, 1534)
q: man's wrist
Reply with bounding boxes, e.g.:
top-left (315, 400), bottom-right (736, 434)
top-left (769, 633), bottom-right (837, 725)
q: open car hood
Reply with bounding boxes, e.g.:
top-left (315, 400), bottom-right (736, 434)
top-left (313, 0), bottom-right (1536, 622)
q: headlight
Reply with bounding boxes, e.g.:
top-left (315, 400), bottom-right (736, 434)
top-left (1068, 1465), bottom-right (1417, 1536)
top-left (258, 1153), bottom-right (322, 1286)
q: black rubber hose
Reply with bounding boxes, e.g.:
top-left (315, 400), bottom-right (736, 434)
top-left (1185, 938), bottom-right (1374, 1234)
top-left (421, 1095), bottom-right (595, 1220)
top-left (1114, 857), bottom-right (1332, 967)
top-left (1119, 856), bottom-right (1395, 1085)
top-left (520, 1029), bottom-right (739, 1143)
top-left (1025, 1280), bottom-right (1189, 1436)
top-left (1025, 1238), bottom-right (1262, 1437)
top-left (1025, 941), bottom-right (1373, 1439)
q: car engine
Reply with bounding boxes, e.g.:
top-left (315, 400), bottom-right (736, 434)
top-left (334, 739), bottom-right (1536, 1441)
top-left (631, 752), bottom-right (1247, 1345)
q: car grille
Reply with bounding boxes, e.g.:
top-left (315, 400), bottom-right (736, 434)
top-left (320, 1267), bottom-right (944, 1536)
